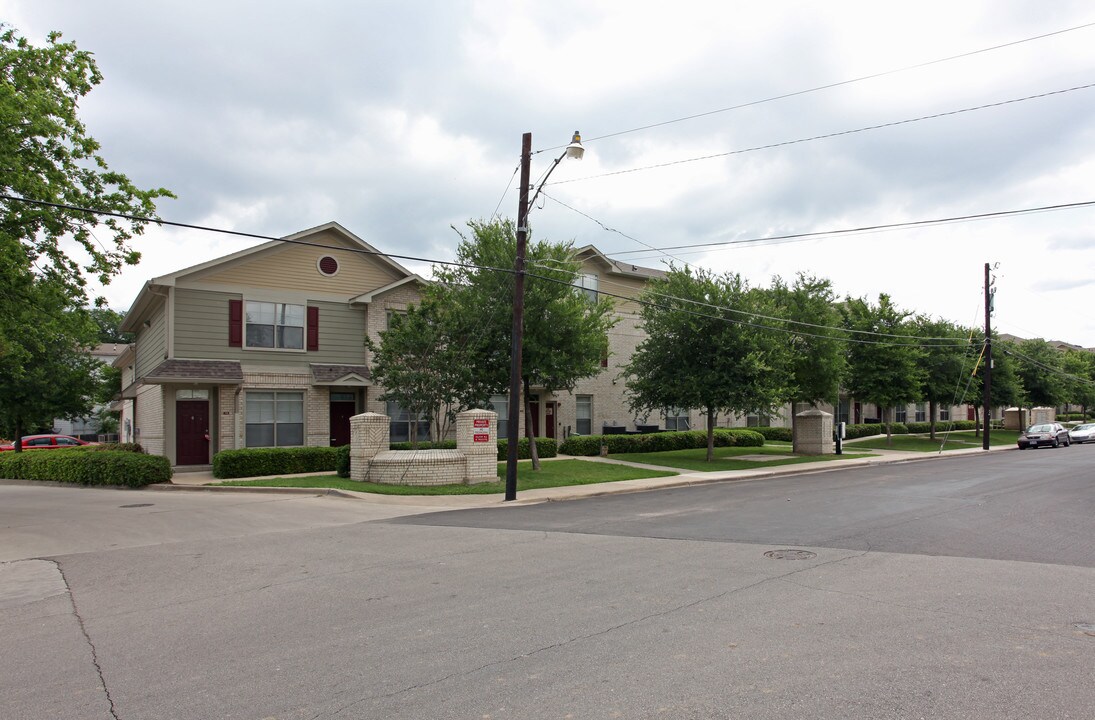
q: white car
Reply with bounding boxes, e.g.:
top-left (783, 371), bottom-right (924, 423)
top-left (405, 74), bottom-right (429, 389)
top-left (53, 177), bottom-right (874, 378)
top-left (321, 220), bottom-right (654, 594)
top-left (1068, 422), bottom-right (1095, 444)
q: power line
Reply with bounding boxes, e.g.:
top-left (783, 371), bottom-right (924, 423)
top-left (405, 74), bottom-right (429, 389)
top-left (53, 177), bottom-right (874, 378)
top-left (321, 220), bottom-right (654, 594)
top-left (604, 200), bottom-right (1095, 258)
top-left (551, 82), bottom-right (1095, 186)
top-left (0, 193), bottom-right (981, 348)
top-left (535, 20), bottom-right (1095, 154)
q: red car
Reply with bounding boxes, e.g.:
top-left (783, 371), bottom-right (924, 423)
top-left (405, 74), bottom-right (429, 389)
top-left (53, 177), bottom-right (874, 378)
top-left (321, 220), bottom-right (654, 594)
top-left (0, 434), bottom-right (93, 451)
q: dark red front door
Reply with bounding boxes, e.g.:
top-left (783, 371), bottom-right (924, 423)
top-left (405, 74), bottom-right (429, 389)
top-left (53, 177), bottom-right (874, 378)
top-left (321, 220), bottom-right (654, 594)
top-left (330, 400), bottom-right (356, 446)
top-left (176, 400), bottom-right (209, 465)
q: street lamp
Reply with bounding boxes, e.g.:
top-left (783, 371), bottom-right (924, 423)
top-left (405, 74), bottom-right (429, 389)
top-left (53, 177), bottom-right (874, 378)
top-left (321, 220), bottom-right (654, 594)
top-left (505, 130), bottom-right (584, 502)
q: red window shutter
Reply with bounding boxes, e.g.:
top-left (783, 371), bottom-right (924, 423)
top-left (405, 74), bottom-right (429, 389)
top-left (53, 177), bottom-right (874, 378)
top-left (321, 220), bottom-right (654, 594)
top-left (307, 306), bottom-right (319, 351)
top-left (228, 299), bottom-right (243, 347)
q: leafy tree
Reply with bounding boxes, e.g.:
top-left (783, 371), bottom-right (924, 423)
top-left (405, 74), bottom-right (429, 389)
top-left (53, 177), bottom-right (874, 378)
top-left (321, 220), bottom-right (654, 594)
top-left (0, 243), bottom-right (103, 446)
top-left (1011, 338), bottom-right (1066, 411)
top-left (1, 25), bottom-right (170, 446)
top-left (769, 273), bottom-right (847, 441)
top-left (915, 317), bottom-right (975, 439)
top-left (89, 307), bottom-right (133, 344)
top-left (624, 267), bottom-right (790, 461)
top-left (1, 25), bottom-right (173, 298)
top-left (1059, 349), bottom-right (1095, 417)
top-left (365, 298), bottom-right (482, 446)
top-left (840, 294), bottom-right (925, 442)
top-left (430, 219), bottom-right (616, 467)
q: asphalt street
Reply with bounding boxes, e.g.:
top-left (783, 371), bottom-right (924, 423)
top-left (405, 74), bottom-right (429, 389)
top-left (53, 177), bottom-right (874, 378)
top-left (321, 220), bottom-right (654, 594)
top-left (1, 447), bottom-right (1092, 719)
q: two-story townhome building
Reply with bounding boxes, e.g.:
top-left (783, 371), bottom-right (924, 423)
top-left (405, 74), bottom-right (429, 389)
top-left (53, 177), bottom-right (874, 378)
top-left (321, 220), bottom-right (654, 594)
top-left (115, 222), bottom-right (424, 467)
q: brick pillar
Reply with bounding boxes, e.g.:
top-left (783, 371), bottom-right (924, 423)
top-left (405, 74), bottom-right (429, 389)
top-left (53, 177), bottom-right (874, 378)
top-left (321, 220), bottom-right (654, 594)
top-left (350, 412), bottom-right (389, 481)
top-left (457, 409), bottom-right (497, 484)
top-left (794, 408), bottom-right (833, 456)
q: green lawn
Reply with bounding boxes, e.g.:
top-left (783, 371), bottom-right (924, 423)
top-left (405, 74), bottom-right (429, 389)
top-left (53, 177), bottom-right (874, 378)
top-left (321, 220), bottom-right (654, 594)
top-left (213, 458), bottom-right (678, 495)
top-left (608, 445), bottom-right (874, 473)
top-left (848, 430), bottom-right (1019, 452)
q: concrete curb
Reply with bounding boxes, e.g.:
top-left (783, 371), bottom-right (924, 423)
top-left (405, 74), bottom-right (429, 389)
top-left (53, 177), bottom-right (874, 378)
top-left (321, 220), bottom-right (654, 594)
top-left (149, 443), bottom-right (1017, 508)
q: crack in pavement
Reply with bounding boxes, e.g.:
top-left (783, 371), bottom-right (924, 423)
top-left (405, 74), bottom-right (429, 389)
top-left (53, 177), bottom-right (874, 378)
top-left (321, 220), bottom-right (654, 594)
top-left (54, 559), bottom-right (121, 720)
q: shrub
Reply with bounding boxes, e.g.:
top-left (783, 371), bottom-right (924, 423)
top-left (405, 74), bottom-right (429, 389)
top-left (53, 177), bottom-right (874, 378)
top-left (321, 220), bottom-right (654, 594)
top-left (212, 446), bottom-right (340, 479)
top-left (558, 428), bottom-right (764, 456)
top-left (0, 450), bottom-right (171, 487)
top-left (843, 423), bottom-right (884, 440)
top-left (497, 437), bottom-right (557, 461)
top-left (752, 426), bottom-right (793, 442)
top-left (389, 440), bottom-right (458, 451)
top-left (903, 420), bottom-right (977, 434)
top-left (336, 444), bottom-right (350, 478)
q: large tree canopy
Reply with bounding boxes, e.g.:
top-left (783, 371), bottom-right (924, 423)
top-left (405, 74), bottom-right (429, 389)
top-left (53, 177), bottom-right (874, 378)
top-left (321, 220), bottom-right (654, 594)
top-left (1, 25), bottom-right (173, 297)
top-left (1, 25), bottom-right (171, 444)
top-left (624, 267), bottom-right (790, 460)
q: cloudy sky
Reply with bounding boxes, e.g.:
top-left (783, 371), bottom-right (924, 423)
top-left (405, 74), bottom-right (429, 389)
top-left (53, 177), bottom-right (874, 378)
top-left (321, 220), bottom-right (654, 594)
top-left (6, 1), bottom-right (1095, 345)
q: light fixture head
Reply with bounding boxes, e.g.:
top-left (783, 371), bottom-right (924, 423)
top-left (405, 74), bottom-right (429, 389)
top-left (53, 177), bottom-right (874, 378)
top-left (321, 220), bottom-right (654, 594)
top-left (565, 130), bottom-right (584, 160)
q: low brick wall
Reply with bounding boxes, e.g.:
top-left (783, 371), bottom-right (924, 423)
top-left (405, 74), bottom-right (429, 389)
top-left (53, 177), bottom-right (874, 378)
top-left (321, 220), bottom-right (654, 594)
top-left (350, 409), bottom-right (498, 485)
top-left (367, 449), bottom-right (466, 485)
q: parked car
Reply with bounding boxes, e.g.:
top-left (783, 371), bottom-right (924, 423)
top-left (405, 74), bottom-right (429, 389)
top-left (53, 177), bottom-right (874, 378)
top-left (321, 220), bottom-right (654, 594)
top-left (1017, 423), bottom-right (1071, 449)
top-left (0, 434), bottom-right (93, 452)
top-left (1068, 422), bottom-right (1095, 444)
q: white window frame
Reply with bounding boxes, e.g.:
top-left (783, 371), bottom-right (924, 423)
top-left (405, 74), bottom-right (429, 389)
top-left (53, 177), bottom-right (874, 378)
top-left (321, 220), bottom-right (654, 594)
top-left (576, 395), bottom-right (593, 435)
top-left (245, 301), bottom-right (305, 350)
top-left (576, 273), bottom-right (599, 302)
top-left (245, 391), bottom-right (304, 447)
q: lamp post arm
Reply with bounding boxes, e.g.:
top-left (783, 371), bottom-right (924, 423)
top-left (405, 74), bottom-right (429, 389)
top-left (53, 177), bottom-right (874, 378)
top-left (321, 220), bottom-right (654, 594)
top-left (525, 149), bottom-right (569, 219)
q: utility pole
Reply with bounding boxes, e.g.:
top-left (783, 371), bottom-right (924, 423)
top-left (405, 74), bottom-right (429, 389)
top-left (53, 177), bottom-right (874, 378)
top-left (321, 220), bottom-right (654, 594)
top-left (983, 262), bottom-right (992, 450)
top-left (505, 132), bottom-right (532, 502)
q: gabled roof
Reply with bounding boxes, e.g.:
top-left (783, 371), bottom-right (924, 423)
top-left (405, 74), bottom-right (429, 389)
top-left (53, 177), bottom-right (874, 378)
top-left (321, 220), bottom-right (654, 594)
top-left (121, 222), bottom-right (413, 331)
top-left (349, 275), bottom-right (428, 304)
top-left (573, 245), bottom-right (667, 280)
top-left (310, 364), bottom-right (371, 386)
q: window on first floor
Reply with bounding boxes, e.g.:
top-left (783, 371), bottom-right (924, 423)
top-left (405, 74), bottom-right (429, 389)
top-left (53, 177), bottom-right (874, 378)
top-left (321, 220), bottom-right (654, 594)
top-left (746, 413), bottom-right (770, 428)
top-left (915, 403), bottom-right (927, 422)
top-left (576, 395), bottom-right (593, 435)
top-left (246, 391), bottom-right (304, 447)
top-left (894, 406), bottom-right (908, 423)
top-left (939, 406), bottom-right (950, 421)
top-left (490, 395), bottom-right (508, 439)
top-left (387, 401), bottom-right (431, 443)
top-left (665, 407), bottom-right (690, 431)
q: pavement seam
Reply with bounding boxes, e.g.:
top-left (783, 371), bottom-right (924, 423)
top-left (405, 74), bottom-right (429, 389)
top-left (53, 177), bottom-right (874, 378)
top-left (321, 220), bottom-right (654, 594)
top-left (53, 559), bottom-right (121, 720)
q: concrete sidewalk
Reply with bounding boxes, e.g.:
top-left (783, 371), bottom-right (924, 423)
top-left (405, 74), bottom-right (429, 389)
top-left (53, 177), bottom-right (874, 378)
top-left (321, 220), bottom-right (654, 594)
top-left (158, 441), bottom-right (1015, 507)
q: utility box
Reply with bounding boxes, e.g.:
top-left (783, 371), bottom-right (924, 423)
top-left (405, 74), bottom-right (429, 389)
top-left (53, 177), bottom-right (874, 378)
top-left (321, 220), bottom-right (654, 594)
top-left (795, 408), bottom-right (834, 456)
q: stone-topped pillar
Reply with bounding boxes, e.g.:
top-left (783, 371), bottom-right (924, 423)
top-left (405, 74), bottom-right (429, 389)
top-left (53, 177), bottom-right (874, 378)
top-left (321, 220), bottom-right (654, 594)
top-left (794, 408), bottom-right (833, 456)
top-left (456, 409), bottom-right (498, 484)
top-left (350, 412), bottom-right (389, 481)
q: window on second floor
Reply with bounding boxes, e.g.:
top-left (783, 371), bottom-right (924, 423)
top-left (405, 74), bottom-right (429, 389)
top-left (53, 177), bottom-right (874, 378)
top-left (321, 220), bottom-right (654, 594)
top-left (246, 301), bottom-right (305, 349)
top-left (576, 273), bottom-right (599, 303)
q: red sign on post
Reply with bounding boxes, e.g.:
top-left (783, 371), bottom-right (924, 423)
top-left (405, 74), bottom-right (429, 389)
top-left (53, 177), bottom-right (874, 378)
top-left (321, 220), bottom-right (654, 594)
top-left (473, 419), bottom-right (489, 428)
top-left (473, 433), bottom-right (490, 443)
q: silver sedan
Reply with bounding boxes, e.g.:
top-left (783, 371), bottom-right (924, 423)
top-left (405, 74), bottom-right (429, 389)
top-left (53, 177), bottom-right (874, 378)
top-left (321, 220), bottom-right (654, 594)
top-left (1068, 422), bottom-right (1095, 444)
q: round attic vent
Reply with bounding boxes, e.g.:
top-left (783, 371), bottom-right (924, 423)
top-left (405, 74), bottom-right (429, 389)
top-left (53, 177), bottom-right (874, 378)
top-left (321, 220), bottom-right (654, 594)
top-left (318, 255), bottom-right (340, 276)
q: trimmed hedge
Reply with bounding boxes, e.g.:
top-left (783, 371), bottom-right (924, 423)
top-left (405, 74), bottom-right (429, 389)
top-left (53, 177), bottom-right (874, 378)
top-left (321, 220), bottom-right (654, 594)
top-left (0, 450), bottom-right (171, 487)
top-left (752, 426), bottom-right (793, 442)
top-left (902, 420), bottom-right (977, 434)
top-left (497, 437), bottom-right (557, 461)
top-left (558, 428), bottom-right (764, 456)
top-left (843, 423), bottom-right (885, 439)
top-left (336, 444), bottom-right (351, 478)
top-left (212, 446), bottom-right (340, 479)
top-left (83, 442), bottom-right (146, 453)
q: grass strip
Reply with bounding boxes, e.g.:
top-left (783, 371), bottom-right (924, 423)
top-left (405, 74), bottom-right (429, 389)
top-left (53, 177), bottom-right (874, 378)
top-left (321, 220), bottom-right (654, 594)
top-left (213, 458), bottom-right (677, 495)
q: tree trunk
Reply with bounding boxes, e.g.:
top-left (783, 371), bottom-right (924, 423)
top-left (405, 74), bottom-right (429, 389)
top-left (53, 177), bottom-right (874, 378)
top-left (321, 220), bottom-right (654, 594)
top-left (706, 407), bottom-right (715, 462)
top-left (928, 399), bottom-right (937, 440)
top-left (13, 415), bottom-right (24, 454)
top-left (884, 406), bottom-right (892, 445)
top-left (522, 376), bottom-right (540, 471)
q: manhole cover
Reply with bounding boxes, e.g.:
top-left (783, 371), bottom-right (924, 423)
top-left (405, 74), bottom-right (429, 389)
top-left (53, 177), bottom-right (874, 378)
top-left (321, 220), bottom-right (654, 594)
top-left (1075, 623), bottom-right (1095, 636)
top-left (119, 503), bottom-right (154, 509)
top-left (764, 549), bottom-right (817, 560)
